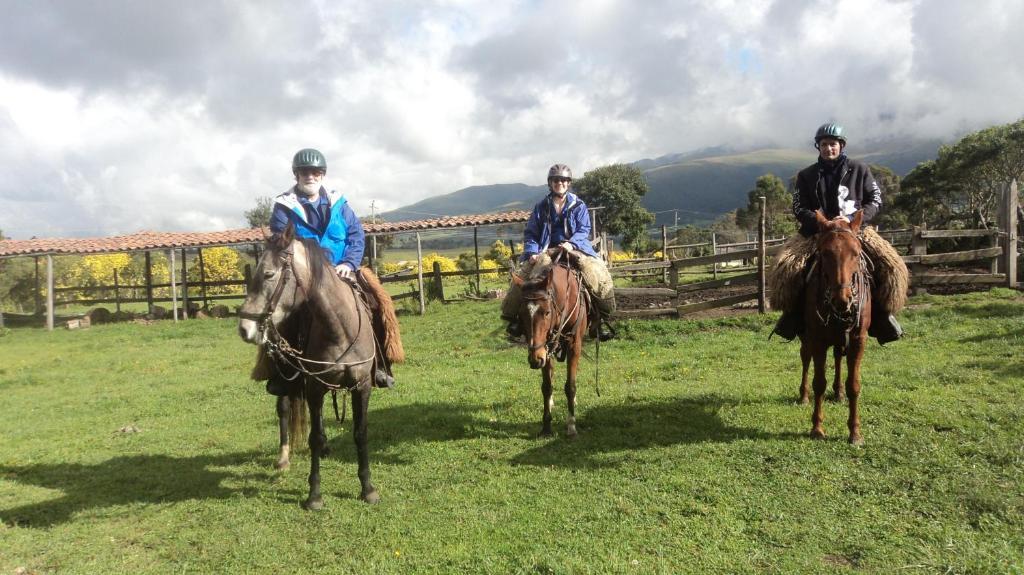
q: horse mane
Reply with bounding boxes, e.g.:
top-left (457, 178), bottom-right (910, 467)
top-left (297, 237), bottom-right (329, 292)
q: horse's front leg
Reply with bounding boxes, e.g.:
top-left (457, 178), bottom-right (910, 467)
top-left (540, 361), bottom-right (554, 437)
top-left (302, 386), bottom-right (326, 511)
top-left (275, 395), bottom-right (291, 470)
top-left (831, 345), bottom-right (845, 403)
top-left (351, 382), bottom-right (379, 504)
top-left (798, 337), bottom-right (811, 405)
top-left (564, 336), bottom-right (582, 438)
top-left (845, 335), bottom-right (866, 446)
top-left (810, 344), bottom-right (829, 440)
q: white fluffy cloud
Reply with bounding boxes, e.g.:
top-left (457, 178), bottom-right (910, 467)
top-left (0, 0), bottom-right (1020, 238)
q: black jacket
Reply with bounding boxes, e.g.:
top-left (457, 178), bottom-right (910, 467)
top-left (792, 155), bottom-right (882, 237)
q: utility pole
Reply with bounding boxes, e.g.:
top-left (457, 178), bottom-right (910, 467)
top-left (674, 209), bottom-right (679, 229)
top-left (369, 200), bottom-right (378, 268)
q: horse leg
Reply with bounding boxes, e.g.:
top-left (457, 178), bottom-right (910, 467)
top-left (564, 338), bottom-right (581, 438)
top-left (302, 387), bottom-right (326, 511)
top-left (846, 336), bottom-right (866, 446)
top-left (831, 346), bottom-right (845, 403)
top-left (275, 395), bottom-right (291, 470)
top-left (351, 384), bottom-right (379, 504)
top-left (810, 344), bottom-right (829, 439)
top-left (798, 337), bottom-right (811, 405)
top-left (540, 361), bottom-right (554, 437)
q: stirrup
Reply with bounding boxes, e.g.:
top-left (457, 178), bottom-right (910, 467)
top-left (374, 368), bottom-right (395, 389)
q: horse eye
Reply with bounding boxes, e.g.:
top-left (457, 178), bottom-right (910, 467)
top-left (263, 269), bottom-right (276, 279)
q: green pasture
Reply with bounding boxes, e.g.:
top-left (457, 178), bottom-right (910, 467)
top-left (1, 290), bottom-right (1022, 573)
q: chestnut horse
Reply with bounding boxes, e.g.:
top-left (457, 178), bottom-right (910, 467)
top-left (798, 210), bottom-right (871, 445)
top-left (511, 247), bottom-right (588, 438)
top-left (238, 225), bottom-right (380, 508)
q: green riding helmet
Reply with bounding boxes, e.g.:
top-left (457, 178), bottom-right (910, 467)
top-left (814, 123), bottom-right (846, 145)
top-left (292, 148), bottom-right (327, 173)
top-left (547, 163), bottom-right (572, 181)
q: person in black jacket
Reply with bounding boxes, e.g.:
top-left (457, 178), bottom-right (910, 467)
top-left (772, 123), bottom-right (904, 344)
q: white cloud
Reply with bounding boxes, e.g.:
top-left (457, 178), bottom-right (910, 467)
top-left (0, 0), bottom-right (1021, 238)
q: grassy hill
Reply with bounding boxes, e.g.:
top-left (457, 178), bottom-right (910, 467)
top-left (379, 140), bottom-right (942, 226)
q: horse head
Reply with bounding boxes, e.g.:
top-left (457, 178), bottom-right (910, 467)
top-left (813, 210), bottom-right (865, 320)
top-left (513, 267), bottom-right (554, 369)
top-left (237, 223), bottom-right (312, 344)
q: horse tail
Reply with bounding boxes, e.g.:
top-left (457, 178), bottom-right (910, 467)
top-left (359, 267), bottom-right (406, 363)
top-left (289, 391), bottom-right (309, 451)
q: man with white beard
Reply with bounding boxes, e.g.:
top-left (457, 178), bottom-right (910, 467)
top-left (262, 148), bottom-right (395, 394)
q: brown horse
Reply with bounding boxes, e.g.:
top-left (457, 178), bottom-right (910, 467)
top-left (238, 225), bottom-right (380, 508)
top-left (798, 210), bottom-right (871, 445)
top-left (510, 247), bottom-right (588, 438)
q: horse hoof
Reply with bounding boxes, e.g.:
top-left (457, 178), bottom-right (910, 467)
top-left (796, 398), bottom-right (809, 406)
top-left (809, 429), bottom-right (826, 440)
top-left (302, 497), bottom-right (324, 511)
top-left (274, 460), bottom-right (290, 471)
top-left (566, 427), bottom-right (578, 439)
top-left (362, 490), bottom-right (381, 505)
top-left (538, 429), bottom-right (553, 438)
top-left (829, 395), bottom-right (845, 404)
top-left (849, 435), bottom-right (864, 446)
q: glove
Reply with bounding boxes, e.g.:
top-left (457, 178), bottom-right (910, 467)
top-left (335, 263), bottom-right (355, 280)
top-left (559, 242), bottom-right (575, 252)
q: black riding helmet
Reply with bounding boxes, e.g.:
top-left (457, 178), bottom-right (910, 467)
top-left (814, 123), bottom-right (847, 147)
top-left (292, 148), bottom-right (327, 174)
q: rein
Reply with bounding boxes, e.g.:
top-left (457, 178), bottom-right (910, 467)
top-left (254, 247), bottom-right (376, 396)
top-left (810, 228), bottom-right (872, 347)
top-left (525, 251), bottom-right (586, 358)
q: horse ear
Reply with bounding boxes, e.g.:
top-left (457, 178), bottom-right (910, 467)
top-left (282, 221), bottom-right (296, 244)
top-left (510, 272), bottom-right (524, 288)
top-left (849, 209), bottom-right (863, 233)
top-left (814, 210), bottom-right (829, 232)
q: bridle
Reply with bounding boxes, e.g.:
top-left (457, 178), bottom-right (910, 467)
top-left (809, 227), bottom-right (872, 335)
top-left (241, 243), bottom-right (376, 392)
top-left (524, 251), bottom-right (586, 359)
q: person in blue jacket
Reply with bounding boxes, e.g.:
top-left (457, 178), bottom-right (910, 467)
top-left (502, 164), bottom-right (616, 341)
top-left (263, 148), bottom-right (393, 394)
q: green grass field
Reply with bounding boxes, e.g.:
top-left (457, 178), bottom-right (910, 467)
top-left (1, 290), bottom-right (1022, 573)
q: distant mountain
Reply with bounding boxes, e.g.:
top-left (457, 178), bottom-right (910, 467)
top-left (379, 140), bottom-right (942, 226)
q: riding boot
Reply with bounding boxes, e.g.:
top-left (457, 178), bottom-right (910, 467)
top-left (598, 317), bottom-right (616, 341)
top-left (374, 367), bottom-right (395, 389)
top-left (502, 314), bottom-right (523, 339)
top-left (868, 309), bottom-right (904, 345)
top-left (771, 309), bottom-right (803, 341)
top-left (265, 374), bottom-right (289, 397)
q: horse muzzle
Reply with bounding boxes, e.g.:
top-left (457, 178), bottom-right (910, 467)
top-left (238, 318), bottom-right (261, 344)
top-left (528, 344), bottom-right (547, 369)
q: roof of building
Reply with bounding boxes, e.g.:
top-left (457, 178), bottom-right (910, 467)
top-left (0, 210), bottom-right (531, 258)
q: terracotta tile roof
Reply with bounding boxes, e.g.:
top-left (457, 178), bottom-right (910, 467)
top-left (0, 210), bottom-right (531, 258)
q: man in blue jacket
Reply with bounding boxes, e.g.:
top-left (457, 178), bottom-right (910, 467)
top-left (263, 148), bottom-right (393, 394)
top-left (502, 164), bottom-right (616, 341)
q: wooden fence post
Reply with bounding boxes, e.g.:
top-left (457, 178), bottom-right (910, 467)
top-left (46, 254), bottom-right (54, 331)
top-left (758, 196), bottom-right (767, 313)
top-left (474, 226), bottom-right (481, 294)
top-left (416, 232), bottom-right (425, 315)
top-left (144, 251), bottom-right (154, 316)
top-left (711, 232), bottom-right (718, 280)
top-left (661, 225), bottom-right (669, 285)
top-left (197, 248), bottom-right (209, 310)
top-left (169, 249), bottom-right (178, 322)
top-left (181, 248), bottom-right (189, 319)
top-left (431, 261), bottom-right (445, 302)
top-left (1004, 179), bottom-right (1019, 287)
top-left (113, 269), bottom-right (122, 313)
top-left (34, 256), bottom-right (42, 316)
top-left (911, 224), bottom-right (928, 295)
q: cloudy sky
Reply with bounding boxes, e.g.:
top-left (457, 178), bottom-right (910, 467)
top-left (1, 0), bottom-right (1021, 239)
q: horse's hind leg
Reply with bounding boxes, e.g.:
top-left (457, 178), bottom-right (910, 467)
top-left (302, 388), bottom-right (326, 511)
top-left (351, 384), bottom-right (379, 504)
top-left (831, 346), bottom-right (845, 403)
top-left (798, 337), bottom-right (811, 405)
top-left (275, 395), bottom-right (291, 470)
top-left (540, 362), bottom-right (555, 437)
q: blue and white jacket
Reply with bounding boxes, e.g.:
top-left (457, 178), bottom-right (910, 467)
top-left (521, 191), bottom-right (599, 262)
top-left (269, 186), bottom-right (365, 269)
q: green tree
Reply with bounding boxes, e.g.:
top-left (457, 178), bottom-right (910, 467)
top-left (734, 174), bottom-right (797, 237)
top-left (573, 164), bottom-right (655, 253)
top-left (245, 197), bottom-right (274, 228)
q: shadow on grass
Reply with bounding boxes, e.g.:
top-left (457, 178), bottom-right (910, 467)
top-left (0, 450), bottom-right (267, 529)
top-left (509, 395), bottom-right (778, 469)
